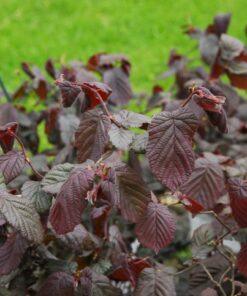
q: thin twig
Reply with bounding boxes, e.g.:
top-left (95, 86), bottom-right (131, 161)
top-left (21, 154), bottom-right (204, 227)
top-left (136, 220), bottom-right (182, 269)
top-left (10, 132), bottom-right (43, 179)
top-left (216, 246), bottom-right (234, 265)
top-left (180, 92), bottom-right (193, 108)
top-left (201, 211), bottom-right (232, 233)
top-left (0, 77), bottom-right (11, 102)
top-left (215, 243), bottom-right (236, 295)
top-left (230, 263), bottom-right (235, 296)
top-left (163, 261), bottom-right (199, 276)
top-left (95, 92), bottom-right (122, 128)
top-left (216, 229), bottom-right (232, 244)
top-left (217, 247), bottom-right (236, 296)
top-left (200, 262), bottom-right (227, 296)
top-left (219, 266), bottom-right (231, 285)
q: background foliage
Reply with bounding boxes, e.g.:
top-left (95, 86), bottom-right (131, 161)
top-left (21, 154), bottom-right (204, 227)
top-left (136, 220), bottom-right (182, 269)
top-left (1, 0), bottom-right (246, 90)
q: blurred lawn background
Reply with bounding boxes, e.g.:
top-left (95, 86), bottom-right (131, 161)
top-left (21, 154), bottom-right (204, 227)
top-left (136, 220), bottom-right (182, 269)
top-left (0, 0), bottom-right (246, 92)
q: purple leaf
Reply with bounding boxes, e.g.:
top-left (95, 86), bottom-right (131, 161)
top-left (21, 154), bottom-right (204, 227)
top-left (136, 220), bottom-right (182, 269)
top-left (134, 264), bottom-right (176, 296)
top-left (135, 202), bottom-right (176, 253)
top-left (0, 122), bottom-right (18, 153)
top-left (0, 151), bottom-right (26, 184)
top-left (237, 243), bottom-right (247, 278)
top-left (147, 107), bottom-right (198, 191)
top-left (180, 158), bottom-right (225, 209)
top-left (115, 164), bottom-right (151, 223)
top-left (37, 272), bottom-right (75, 296)
top-left (103, 67), bottom-right (133, 105)
top-left (228, 178), bottom-right (247, 228)
top-left (75, 109), bottom-right (111, 163)
top-left (0, 232), bottom-right (28, 276)
top-left (206, 108), bottom-right (228, 133)
top-left (49, 167), bottom-right (95, 234)
top-left (56, 80), bottom-right (81, 108)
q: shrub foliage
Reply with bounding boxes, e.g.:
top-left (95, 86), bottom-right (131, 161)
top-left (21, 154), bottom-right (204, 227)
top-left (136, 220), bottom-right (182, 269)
top-left (0, 13), bottom-right (247, 295)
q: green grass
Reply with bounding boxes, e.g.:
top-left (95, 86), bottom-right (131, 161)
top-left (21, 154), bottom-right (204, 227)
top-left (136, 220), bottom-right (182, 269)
top-left (0, 0), bottom-right (246, 92)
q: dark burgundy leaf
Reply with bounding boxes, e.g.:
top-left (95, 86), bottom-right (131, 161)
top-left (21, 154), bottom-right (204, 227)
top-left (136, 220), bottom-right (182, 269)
top-left (147, 107), bottom-right (198, 191)
top-left (134, 264), bottom-right (176, 296)
top-left (103, 67), bottom-right (133, 105)
top-left (60, 66), bottom-right (76, 82)
top-left (193, 86), bottom-right (226, 113)
top-left (228, 178), bottom-right (247, 227)
top-left (109, 257), bottom-right (151, 287)
top-left (91, 205), bottom-right (110, 238)
top-left (180, 158), bottom-right (225, 209)
top-left (0, 151), bottom-right (26, 184)
top-left (210, 56), bottom-right (225, 80)
top-left (100, 167), bottom-right (119, 206)
top-left (211, 13), bottom-right (231, 36)
top-left (45, 59), bottom-right (57, 79)
top-left (135, 202), bottom-right (176, 253)
top-left (209, 81), bottom-right (240, 116)
top-left (115, 164), bottom-right (151, 222)
top-left (237, 243), bottom-right (247, 277)
top-left (0, 232), bottom-right (28, 276)
top-left (179, 194), bottom-right (205, 215)
top-left (37, 272), bottom-right (75, 296)
top-left (34, 78), bottom-right (48, 100)
top-left (12, 81), bottom-right (29, 99)
top-left (81, 81), bottom-right (112, 108)
top-left (75, 109), bottom-right (111, 163)
top-left (55, 80), bottom-right (81, 107)
top-left (152, 85), bottom-right (164, 94)
top-left (206, 108), bottom-right (228, 133)
top-left (21, 62), bottom-right (35, 79)
top-left (0, 122), bottom-right (18, 153)
top-left (87, 52), bottom-right (105, 70)
top-left (227, 72), bottom-right (247, 89)
top-left (49, 167), bottom-right (95, 234)
top-left (44, 106), bottom-right (60, 136)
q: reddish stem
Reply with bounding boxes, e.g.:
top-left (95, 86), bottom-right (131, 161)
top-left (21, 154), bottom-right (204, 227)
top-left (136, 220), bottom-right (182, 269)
top-left (10, 131), bottom-right (43, 179)
top-left (181, 92), bottom-right (194, 108)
